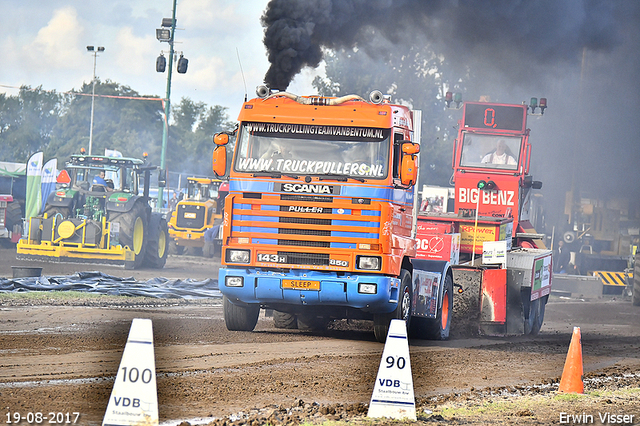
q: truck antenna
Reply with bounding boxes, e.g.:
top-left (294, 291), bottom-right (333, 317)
top-left (236, 47), bottom-right (248, 102)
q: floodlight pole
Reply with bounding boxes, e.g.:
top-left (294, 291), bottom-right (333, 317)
top-left (87, 46), bottom-right (104, 155)
top-left (158, 0), bottom-right (177, 211)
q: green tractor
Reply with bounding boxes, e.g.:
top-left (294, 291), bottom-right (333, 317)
top-left (17, 153), bottom-right (168, 269)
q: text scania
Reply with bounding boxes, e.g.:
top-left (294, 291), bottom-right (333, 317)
top-left (458, 188), bottom-right (515, 206)
top-left (282, 183), bottom-right (332, 194)
top-left (237, 157), bottom-right (384, 177)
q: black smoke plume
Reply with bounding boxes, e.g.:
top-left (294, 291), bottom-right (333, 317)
top-left (261, 0), bottom-right (622, 90)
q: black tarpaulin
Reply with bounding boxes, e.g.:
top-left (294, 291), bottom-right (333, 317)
top-left (0, 271), bottom-right (221, 299)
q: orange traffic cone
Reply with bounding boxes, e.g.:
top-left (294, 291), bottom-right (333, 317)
top-left (558, 326), bottom-right (584, 393)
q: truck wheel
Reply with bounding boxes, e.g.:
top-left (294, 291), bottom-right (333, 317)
top-left (223, 296), bottom-right (260, 331)
top-left (273, 311), bottom-right (298, 329)
top-left (143, 213), bottom-right (168, 269)
top-left (297, 314), bottom-right (328, 331)
top-left (109, 202), bottom-right (147, 269)
top-left (417, 273), bottom-right (453, 340)
top-left (373, 269), bottom-right (412, 343)
top-left (530, 295), bottom-right (548, 335)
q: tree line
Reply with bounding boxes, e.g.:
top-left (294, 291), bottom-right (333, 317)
top-left (1, 40), bottom-right (466, 190)
top-left (0, 80), bottom-right (235, 185)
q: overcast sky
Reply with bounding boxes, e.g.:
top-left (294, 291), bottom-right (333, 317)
top-left (0, 0), bottom-right (319, 119)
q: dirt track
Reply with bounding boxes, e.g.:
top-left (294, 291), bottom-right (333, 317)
top-left (1, 248), bottom-right (639, 425)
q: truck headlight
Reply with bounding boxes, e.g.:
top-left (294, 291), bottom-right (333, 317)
top-left (358, 283), bottom-right (377, 294)
top-left (226, 249), bottom-right (250, 263)
top-left (225, 276), bottom-right (244, 287)
top-left (357, 256), bottom-right (381, 270)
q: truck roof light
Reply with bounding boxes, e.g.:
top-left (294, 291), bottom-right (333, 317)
top-left (539, 97), bottom-right (547, 114)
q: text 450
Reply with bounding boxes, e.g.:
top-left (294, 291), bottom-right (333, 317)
top-left (5, 412), bottom-right (80, 424)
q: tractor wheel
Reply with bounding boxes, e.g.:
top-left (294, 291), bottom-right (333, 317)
top-left (414, 273), bottom-right (453, 340)
top-left (4, 201), bottom-right (24, 244)
top-left (373, 269), bottom-right (412, 343)
top-left (273, 311), bottom-right (298, 329)
top-left (203, 241), bottom-right (215, 258)
top-left (223, 296), bottom-right (260, 331)
top-left (143, 213), bottom-right (168, 269)
top-left (169, 239), bottom-right (185, 255)
top-left (187, 246), bottom-right (203, 256)
top-left (43, 206), bottom-right (70, 221)
top-left (109, 202), bottom-right (147, 269)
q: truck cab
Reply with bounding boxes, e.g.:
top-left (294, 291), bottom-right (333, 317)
top-left (211, 89), bottom-right (445, 342)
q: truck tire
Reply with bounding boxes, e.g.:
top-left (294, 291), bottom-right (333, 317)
top-left (109, 202), bottom-right (147, 269)
top-left (373, 269), bottom-right (412, 343)
top-left (416, 273), bottom-right (453, 340)
top-left (143, 213), bottom-right (168, 269)
top-left (273, 311), bottom-right (298, 329)
top-left (531, 295), bottom-right (548, 335)
top-left (297, 314), bottom-right (329, 331)
top-left (523, 290), bottom-right (547, 335)
top-left (223, 296), bottom-right (260, 331)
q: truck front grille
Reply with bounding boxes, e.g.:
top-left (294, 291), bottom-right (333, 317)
top-left (229, 194), bottom-right (383, 267)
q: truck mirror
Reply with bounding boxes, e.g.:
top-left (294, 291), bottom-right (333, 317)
top-left (214, 133), bottom-right (229, 146)
top-left (212, 146), bottom-right (227, 177)
top-left (402, 142), bottom-right (420, 155)
top-left (400, 154), bottom-right (418, 186)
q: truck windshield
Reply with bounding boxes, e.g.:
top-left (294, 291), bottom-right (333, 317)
top-left (234, 122), bottom-right (391, 179)
top-left (459, 134), bottom-right (521, 170)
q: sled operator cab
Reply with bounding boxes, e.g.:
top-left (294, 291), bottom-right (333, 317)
top-left (452, 101), bottom-right (545, 251)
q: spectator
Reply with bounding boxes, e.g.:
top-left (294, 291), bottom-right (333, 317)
top-left (169, 191), bottom-right (179, 213)
top-left (553, 240), bottom-right (571, 273)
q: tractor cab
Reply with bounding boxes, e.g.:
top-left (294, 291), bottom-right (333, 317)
top-left (167, 177), bottom-right (226, 257)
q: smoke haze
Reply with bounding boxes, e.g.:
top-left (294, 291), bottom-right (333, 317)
top-left (262, 0), bottom-right (640, 227)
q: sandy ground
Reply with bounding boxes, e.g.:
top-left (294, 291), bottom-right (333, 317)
top-left (0, 248), bottom-right (639, 425)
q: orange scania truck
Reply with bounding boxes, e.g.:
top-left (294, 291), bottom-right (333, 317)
top-left (212, 88), bottom-right (454, 342)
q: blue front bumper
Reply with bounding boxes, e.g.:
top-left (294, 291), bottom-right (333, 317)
top-left (219, 268), bottom-right (401, 314)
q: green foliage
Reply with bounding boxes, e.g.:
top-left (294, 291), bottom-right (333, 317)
top-left (0, 81), bottom-right (235, 180)
top-left (0, 86), bottom-right (60, 161)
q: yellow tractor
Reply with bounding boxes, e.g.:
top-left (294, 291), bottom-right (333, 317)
top-left (167, 177), bottom-right (227, 257)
